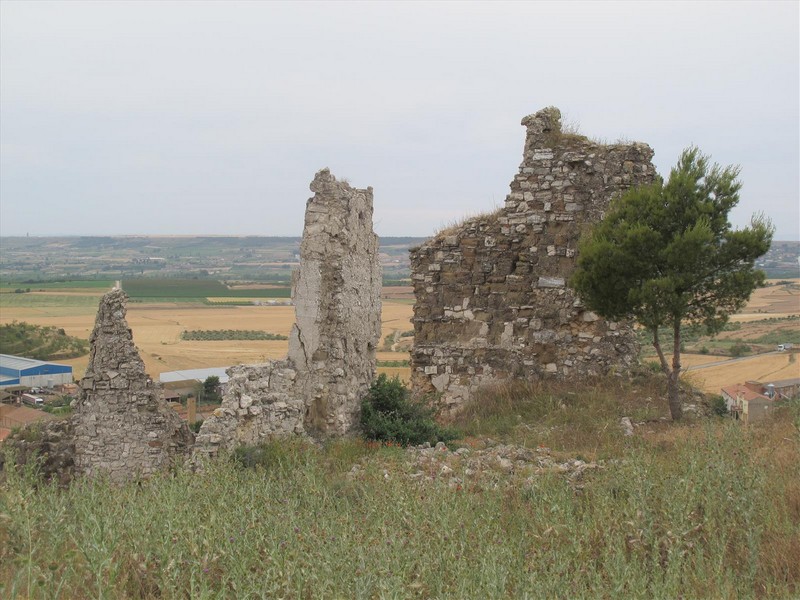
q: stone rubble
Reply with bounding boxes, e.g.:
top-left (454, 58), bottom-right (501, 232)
top-left (410, 107), bottom-right (657, 413)
top-left (0, 419), bottom-right (75, 486)
top-left (620, 416), bottom-right (635, 437)
top-left (194, 169), bottom-right (381, 459)
top-left (347, 440), bottom-right (604, 492)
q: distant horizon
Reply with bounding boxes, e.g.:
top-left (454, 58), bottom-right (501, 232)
top-left (1, 232), bottom-right (798, 242)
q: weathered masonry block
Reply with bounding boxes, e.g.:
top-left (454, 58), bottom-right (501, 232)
top-left (410, 107), bottom-right (656, 412)
top-left (194, 169), bottom-right (381, 459)
top-left (72, 288), bottom-right (193, 481)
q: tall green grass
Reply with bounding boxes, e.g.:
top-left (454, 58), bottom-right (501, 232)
top-left (2, 407), bottom-right (798, 599)
top-left (453, 375), bottom-right (669, 458)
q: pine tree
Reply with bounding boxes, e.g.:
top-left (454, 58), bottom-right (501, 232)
top-left (572, 147), bottom-right (773, 420)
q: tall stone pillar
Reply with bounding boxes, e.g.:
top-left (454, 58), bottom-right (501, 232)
top-left (290, 168), bottom-right (382, 434)
top-left (193, 168), bottom-right (381, 459)
top-left (72, 288), bottom-right (193, 481)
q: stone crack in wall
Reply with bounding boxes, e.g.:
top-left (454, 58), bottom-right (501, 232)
top-left (194, 169), bottom-right (381, 459)
top-left (71, 288), bottom-right (193, 481)
top-left (410, 107), bottom-right (656, 412)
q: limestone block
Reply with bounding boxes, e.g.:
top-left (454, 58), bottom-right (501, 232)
top-left (538, 277), bottom-right (566, 288)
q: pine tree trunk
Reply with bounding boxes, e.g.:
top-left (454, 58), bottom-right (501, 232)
top-left (652, 323), bottom-right (684, 421)
top-left (667, 371), bottom-right (683, 421)
top-left (668, 320), bottom-right (683, 421)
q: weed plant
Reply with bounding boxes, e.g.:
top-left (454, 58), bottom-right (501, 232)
top-left (1, 380), bottom-right (798, 598)
top-left (360, 374), bottom-right (457, 446)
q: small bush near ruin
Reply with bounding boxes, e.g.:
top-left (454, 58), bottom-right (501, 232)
top-left (360, 374), bottom-right (458, 446)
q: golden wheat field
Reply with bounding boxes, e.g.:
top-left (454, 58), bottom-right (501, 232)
top-left (0, 291), bottom-right (415, 381)
top-left (648, 279), bottom-right (800, 393)
top-left (683, 353), bottom-right (800, 393)
top-left (1, 279), bottom-right (796, 388)
top-left (730, 278), bottom-right (800, 321)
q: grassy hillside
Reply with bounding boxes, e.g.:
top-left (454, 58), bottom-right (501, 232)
top-left (0, 321), bottom-right (88, 361)
top-left (1, 376), bottom-right (798, 598)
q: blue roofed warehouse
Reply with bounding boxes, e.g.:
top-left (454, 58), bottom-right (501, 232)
top-left (0, 354), bottom-right (73, 388)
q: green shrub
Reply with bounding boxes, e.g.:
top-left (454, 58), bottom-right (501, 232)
top-left (360, 374), bottom-right (457, 446)
top-left (710, 395), bottom-right (728, 417)
top-left (376, 360), bottom-right (410, 367)
top-left (0, 321), bottom-right (88, 360)
top-left (729, 342), bottom-right (751, 357)
top-left (181, 329), bottom-right (287, 341)
top-left (699, 346), bottom-right (709, 355)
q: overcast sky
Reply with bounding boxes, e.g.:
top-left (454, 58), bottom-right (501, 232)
top-left (1, 0), bottom-right (798, 240)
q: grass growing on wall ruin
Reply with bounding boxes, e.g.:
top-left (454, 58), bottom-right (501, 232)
top-left (1, 380), bottom-right (798, 599)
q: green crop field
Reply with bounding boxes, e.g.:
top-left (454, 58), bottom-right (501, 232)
top-left (121, 279), bottom-right (290, 299)
top-left (0, 294), bottom-right (100, 309)
top-left (0, 280), bottom-right (114, 291)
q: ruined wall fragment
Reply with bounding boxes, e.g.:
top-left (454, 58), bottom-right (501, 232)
top-left (71, 288), bottom-right (193, 481)
top-left (410, 107), bottom-right (656, 412)
top-left (194, 169), bottom-right (381, 459)
top-left (289, 169), bottom-right (382, 434)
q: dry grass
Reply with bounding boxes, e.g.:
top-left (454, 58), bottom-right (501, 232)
top-left (433, 206), bottom-right (502, 239)
top-left (3, 381), bottom-right (798, 598)
top-left (453, 373), bottom-right (671, 459)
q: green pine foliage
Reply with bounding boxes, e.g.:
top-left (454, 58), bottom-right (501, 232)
top-left (572, 147), bottom-right (773, 420)
top-left (360, 374), bottom-right (457, 446)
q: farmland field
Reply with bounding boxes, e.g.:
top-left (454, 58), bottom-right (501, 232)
top-left (683, 352), bottom-right (799, 393)
top-left (638, 279), bottom-right (800, 393)
top-left (1, 280), bottom-right (796, 390)
top-left (730, 278), bottom-right (800, 321)
top-left (0, 288), bottom-right (414, 380)
top-left (121, 278), bottom-right (290, 298)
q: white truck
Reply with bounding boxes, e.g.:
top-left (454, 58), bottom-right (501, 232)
top-left (777, 343), bottom-right (794, 352)
top-left (21, 393), bottom-right (44, 407)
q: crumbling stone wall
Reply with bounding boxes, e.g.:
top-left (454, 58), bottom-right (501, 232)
top-left (194, 169), bottom-right (381, 458)
top-left (410, 107), bottom-right (656, 412)
top-left (0, 419), bottom-right (76, 486)
top-left (71, 288), bottom-right (193, 481)
top-left (1, 288), bottom-right (193, 484)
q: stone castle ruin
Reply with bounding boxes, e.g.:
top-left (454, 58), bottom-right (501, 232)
top-left (2, 109), bottom-right (659, 481)
top-left (71, 288), bottom-right (194, 480)
top-left (410, 107), bottom-right (657, 412)
top-left (193, 168), bottom-right (381, 459)
top-left (1, 288), bottom-right (193, 483)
